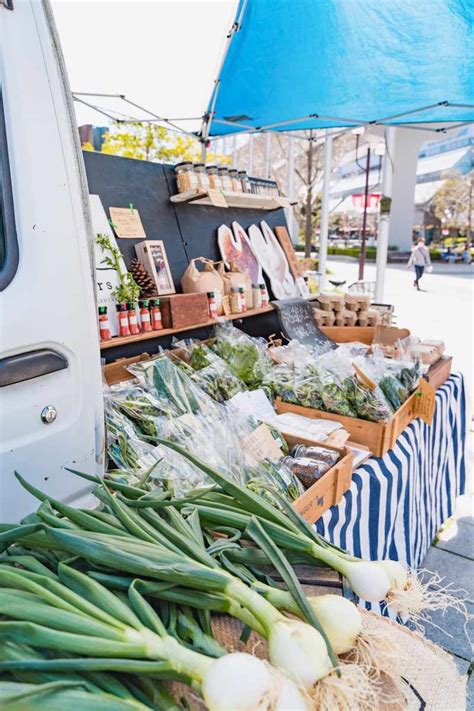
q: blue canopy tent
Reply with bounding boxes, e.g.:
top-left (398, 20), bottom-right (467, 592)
top-left (200, 0), bottom-right (473, 299)
top-left (201, 0), bottom-right (474, 139)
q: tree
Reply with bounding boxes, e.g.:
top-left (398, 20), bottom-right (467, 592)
top-left (431, 174), bottom-right (474, 236)
top-left (94, 122), bottom-right (229, 165)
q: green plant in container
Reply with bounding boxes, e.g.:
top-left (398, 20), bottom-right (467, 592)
top-left (96, 233), bottom-right (141, 305)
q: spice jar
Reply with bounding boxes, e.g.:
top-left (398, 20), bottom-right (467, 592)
top-left (229, 168), bottom-right (242, 193)
top-left (194, 163), bottom-right (209, 191)
top-left (139, 300), bottom-right (152, 332)
top-left (127, 302), bottom-right (140, 335)
top-left (230, 286), bottom-right (241, 314)
top-left (238, 285), bottom-right (247, 312)
top-left (281, 455), bottom-right (328, 490)
top-left (217, 166), bottom-right (233, 192)
top-left (206, 165), bottom-right (221, 190)
top-left (290, 445), bottom-right (340, 468)
top-left (239, 170), bottom-right (251, 193)
top-left (150, 299), bottom-right (163, 330)
top-left (207, 291), bottom-right (218, 319)
top-left (260, 283), bottom-right (269, 307)
top-left (251, 284), bottom-right (262, 310)
top-left (116, 303), bottom-right (130, 337)
top-left (175, 162), bottom-right (198, 193)
top-left (98, 306), bottom-right (112, 341)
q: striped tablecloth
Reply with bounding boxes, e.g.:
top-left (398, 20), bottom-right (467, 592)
top-left (316, 373), bottom-right (467, 577)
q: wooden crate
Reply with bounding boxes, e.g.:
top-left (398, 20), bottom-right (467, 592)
top-left (320, 324), bottom-right (411, 346)
top-left (103, 353), bottom-right (151, 385)
top-left (276, 386), bottom-right (435, 458)
top-left (424, 356), bottom-right (452, 390)
top-left (159, 293), bottom-right (209, 329)
top-left (282, 433), bottom-right (354, 524)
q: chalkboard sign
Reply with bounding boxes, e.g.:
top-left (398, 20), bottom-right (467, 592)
top-left (273, 298), bottom-right (337, 354)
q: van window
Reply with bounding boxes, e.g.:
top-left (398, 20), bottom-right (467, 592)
top-left (0, 91), bottom-right (19, 290)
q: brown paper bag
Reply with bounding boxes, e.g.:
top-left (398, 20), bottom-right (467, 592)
top-left (181, 257), bottom-right (225, 315)
top-left (216, 262), bottom-right (252, 308)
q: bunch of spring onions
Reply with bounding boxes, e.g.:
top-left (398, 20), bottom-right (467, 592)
top-left (0, 442), bottom-right (446, 709)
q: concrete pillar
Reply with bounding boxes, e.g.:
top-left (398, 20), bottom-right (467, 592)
top-left (387, 128), bottom-right (432, 251)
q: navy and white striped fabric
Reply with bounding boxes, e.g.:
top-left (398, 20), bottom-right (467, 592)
top-left (316, 373), bottom-right (467, 574)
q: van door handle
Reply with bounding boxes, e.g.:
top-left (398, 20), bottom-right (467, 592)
top-left (0, 349), bottom-right (68, 387)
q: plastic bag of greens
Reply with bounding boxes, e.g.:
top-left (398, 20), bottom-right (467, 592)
top-left (104, 396), bottom-right (163, 471)
top-left (128, 355), bottom-right (221, 419)
top-left (269, 339), bottom-right (315, 369)
top-left (172, 340), bottom-right (247, 403)
top-left (210, 321), bottom-right (271, 387)
top-left (108, 386), bottom-right (169, 441)
top-left (261, 364), bottom-right (296, 403)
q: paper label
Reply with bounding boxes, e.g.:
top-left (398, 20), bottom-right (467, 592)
top-left (414, 378), bottom-right (436, 425)
top-left (241, 423), bottom-right (283, 465)
top-left (207, 189), bottom-right (228, 208)
top-left (109, 206), bottom-right (146, 239)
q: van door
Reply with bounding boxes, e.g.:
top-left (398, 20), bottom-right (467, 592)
top-left (0, 0), bottom-right (104, 521)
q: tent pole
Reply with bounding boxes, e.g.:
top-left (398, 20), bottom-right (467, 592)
top-left (232, 135), bottom-right (238, 166)
top-left (358, 147), bottom-right (371, 280)
top-left (318, 130), bottom-right (333, 291)
top-left (285, 134), bottom-right (296, 241)
top-left (375, 127), bottom-right (396, 302)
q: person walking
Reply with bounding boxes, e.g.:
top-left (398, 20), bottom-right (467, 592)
top-left (408, 237), bottom-right (432, 290)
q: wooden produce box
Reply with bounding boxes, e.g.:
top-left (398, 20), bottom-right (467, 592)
top-left (276, 381), bottom-right (436, 459)
top-left (103, 353), bottom-right (151, 385)
top-left (424, 356), bottom-right (452, 390)
top-left (320, 324), bottom-right (410, 346)
top-left (160, 293), bottom-right (209, 329)
top-left (282, 433), bottom-right (354, 524)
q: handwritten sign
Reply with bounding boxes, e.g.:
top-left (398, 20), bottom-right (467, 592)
top-left (207, 189), bottom-right (228, 208)
top-left (242, 424), bottom-right (284, 465)
top-left (273, 298), bottom-right (337, 354)
top-left (109, 206), bottom-right (146, 239)
top-left (414, 378), bottom-right (436, 425)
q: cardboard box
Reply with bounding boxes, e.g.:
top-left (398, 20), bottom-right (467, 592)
top-left (159, 293), bottom-right (209, 329)
top-left (103, 353), bottom-right (152, 385)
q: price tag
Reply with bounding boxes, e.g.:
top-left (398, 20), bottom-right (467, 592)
top-left (109, 207), bottom-right (146, 239)
top-left (242, 424), bottom-right (284, 465)
top-left (207, 189), bottom-right (228, 208)
top-left (414, 378), bottom-right (436, 425)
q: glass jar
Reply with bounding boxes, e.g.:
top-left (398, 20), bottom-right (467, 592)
top-left (206, 165), bottom-right (222, 190)
top-left (281, 455), bottom-right (328, 490)
top-left (229, 168), bottom-right (242, 193)
top-left (290, 445), bottom-right (340, 468)
top-left (194, 163), bottom-right (209, 191)
top-left (217, 166), bottom-right (233, 192)
top-left (175, 161), bottom-right (198, 193)
top-left (238, 170), bottom-right (251, 193)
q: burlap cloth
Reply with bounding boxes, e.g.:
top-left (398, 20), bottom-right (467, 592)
top-left (169, 611), bottom-right (466, 710)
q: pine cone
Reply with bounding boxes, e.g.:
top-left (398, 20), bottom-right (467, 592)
top-left (129, 258), bottom-right (157, 297)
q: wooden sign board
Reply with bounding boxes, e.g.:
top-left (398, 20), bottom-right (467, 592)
top-left (274, 226), bottom-right (303, 278)
top-left (273, 298), bottom-right (337, 354)
top-left (109, 206), bottom-right (146, 239)
top-left (413, 378), bottom-right (436, 425)
top-left (207, 189), bottom-right (228, 208)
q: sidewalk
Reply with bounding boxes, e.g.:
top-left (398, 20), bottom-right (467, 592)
top-left (420, 495), bottom-right (474, 709)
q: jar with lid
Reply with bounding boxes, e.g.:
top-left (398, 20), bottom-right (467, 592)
top-left (206, 165), bottom-right (222, 190)
top-left (290, 444), bottom-right (339, 468)
top-left (281, 455), bottom-right (327, 490)
top-left (251, 284), bottom-right (262, 309)
top-left (194, 163), bottom-right (209, 191)
top-left (238, 170), bottom-right (251, 193)
top-left (175, 162), bottom-right (198, 193)
top-left (217, 166), bottom-right (233, 192)
top-left (229, 169), bottom-right (242, 193)
top-left (230, 286), bottom-right (241, 314)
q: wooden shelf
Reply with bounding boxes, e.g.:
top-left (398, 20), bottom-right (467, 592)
top-left (99, 303), bottom-right (276, 350)
top-left (170, 189), bottom-right (296, 211)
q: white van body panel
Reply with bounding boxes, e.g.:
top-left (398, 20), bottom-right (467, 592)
top-left (0, 0), bottom-right (103, 521)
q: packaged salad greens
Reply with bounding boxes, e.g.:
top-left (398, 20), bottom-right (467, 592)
top-left (172, 339), bottom-right (247, 403)
top-left (210, 322), bottom-right (271, 387)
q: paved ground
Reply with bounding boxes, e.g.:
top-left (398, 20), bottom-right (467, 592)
top-left (327, 258), bottom-right (474, 706)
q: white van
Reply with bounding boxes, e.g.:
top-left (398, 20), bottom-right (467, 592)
top-left (0, 0), bottom-right (104, 521)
